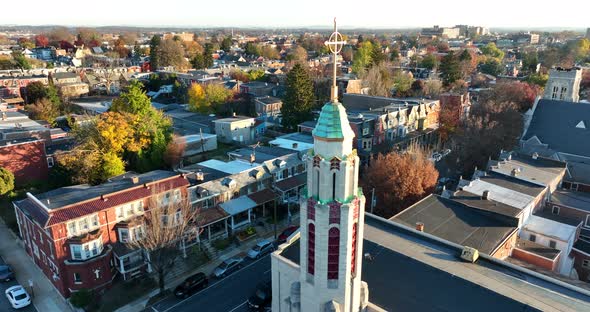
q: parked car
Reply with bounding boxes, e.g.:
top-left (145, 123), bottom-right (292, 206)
top-left (247, 240), bottom-right (275, 259)
top-left (5, 285), bottom-right (31, 309)
top-left (0, 264), bottom-right (14, 282)
top-left (277, 226), bottom-right (299, 244)
top-left (247, 281), bottom-right (272, 310)
top-left (213, 257), bottom-right (243, 278)
top-left (174, 272), bottom-right (209, 299)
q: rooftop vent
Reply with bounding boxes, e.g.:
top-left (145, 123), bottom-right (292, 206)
top-left (482, 190), bottom-right (490, 200)
top-left (292, 143), bottom-right (298, 149)
top-left (130, 176), bottom-right (139, 184)
top-left (511, 168), bottom-right (521, 176)
top-left (532, 152), bottom-right (539, 160)
top-left (415, 222), bottom-right (425, 232)
top-left (195, 170), bottom-right (204, 181)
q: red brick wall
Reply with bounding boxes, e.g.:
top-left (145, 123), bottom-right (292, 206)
top-left (492, 231), bottom-right (518, 259)
top-left (0, 140), bottom-right (48, 186)
top-left (548, 202), bottom-right (588, 228)
top-left (572, 249), bottom-right (590, 282)
top-left (512, 248), bottom-right (559, 271)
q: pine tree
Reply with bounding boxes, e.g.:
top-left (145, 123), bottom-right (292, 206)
top-left (149, 35), bottom-right (161, 70)
top-left (439, 51), bottom-right (461, 87)
top-left (281, 64), bottom-right (314, 131)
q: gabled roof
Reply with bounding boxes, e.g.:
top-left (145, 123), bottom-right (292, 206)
top-left (523, 99), bottom-right (590, 157)
top-left (312, 102), bottom-right (355, 140)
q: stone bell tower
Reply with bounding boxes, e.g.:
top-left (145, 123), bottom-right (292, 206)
top-left (299, 18), bottom-right (369, 312)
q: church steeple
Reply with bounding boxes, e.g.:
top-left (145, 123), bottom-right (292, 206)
top-left (298, 18), bottom-right (369, 312)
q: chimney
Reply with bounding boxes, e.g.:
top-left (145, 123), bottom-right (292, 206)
top-left (233, 112), bottom-right (236, 117)
top-left (250, 153), bottom-right (255, 164)
top-left (482, 190), bottom-right (490, 200)
top-left (130, 176), bottom-right (139, 184)
top-left (292, 143), bottom-right (298, 149)
top-left (1, 112), bottom-right (6, 121)
top-left (196, 170), bottom-right (204, 181)
top-left (511, 168), bottom-right (519, 176)
top-left (532, 152), bottom-right (539, 160)
top-left (415, 222), bottom-right (425, 232)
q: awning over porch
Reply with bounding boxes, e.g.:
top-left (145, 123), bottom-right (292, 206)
top-left (197, 206), bottom-right (230, 227)
top-left (112, 242), bottom-right (141, 258)
top-left (247, 188), bottom-right (279, 205)
top-left (274, 173), bottom-right (307, 193)
top-left (220, 195), bottom-right (257, 216)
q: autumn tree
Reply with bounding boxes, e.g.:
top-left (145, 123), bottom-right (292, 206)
top-left (480, 42), bottom-right (504, 61)
top-left (126, 194), bottom-right (200, 294)
top-left (286, 46), bottom-right (308, 65)
top-left (281, 63), bottom-right (314, 131)
top-left (527, 72), bottom-right (549, 88)
top-left (361, 62), bottom-right (392, 97)
top-left (163, 136), bottom-right (186, 169)
top-left (34, 35), bottom-right (49, 48)
top-left (261, 45), bottom-right (280, 60)
top-left (352, 41), bottom-right (373, 74)
top-left (458, 49), bottom-right (477, 79)
top-left (245, 42), bottom-right (261, 56)
top-left (25, 81), bottom-right (49, 104)
top-left (26, 98), bottom-right (60, 123)
top-left (157, 39), bottom-right (187, 70)
top-left (420, 53), bottom-right (438, 70)
top-left (47, 27), bottom-right (73, 46)
top-left (488, 81), bottom-right (541, 112)
top-left (187, 83), bottom-right (232, 114)
top-left (480, 58), bottom-right (504, 76)
top-left (361, 151), bottom-right (439, 217)
top-left (451, 98), bottom-right (523, 174)
top-left (392, 70), bottom-right (414, 97)
top-left (0, 167), bottom-right (14, 196)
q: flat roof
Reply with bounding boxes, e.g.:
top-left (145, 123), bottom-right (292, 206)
top-left (523, 215), bottom-right (578, 242)
top-left (489, 154), bottom-right (566, 187)
top-left (451, 190), bottom-right (522, 217)
top-left (269, 137), bottom-right (314, 152)
top-left (462, 176), bottom-right (538, 209)
top-left (551, 190), bottom-right (590, 212)
top-left (278, 214), bottom-right (590, 311)
top-left (392, 194), bottom-right (518, 254)
top-left (515, 238), bottom-right (561, 260)
top-left (198, 159), bottom-right (261, 175)
top-left (479, 173), bottom-right (546, 197)
top-left (34, 170), bottom-right (178, 210)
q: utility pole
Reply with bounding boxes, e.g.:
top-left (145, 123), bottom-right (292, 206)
top-left (273, 199), bottom-right (278, 239)
top-left (371, 188), bottom-right (375, 214)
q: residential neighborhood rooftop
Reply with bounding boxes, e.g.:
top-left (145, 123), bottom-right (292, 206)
top-left (551, 189), bottom-right (590, 212)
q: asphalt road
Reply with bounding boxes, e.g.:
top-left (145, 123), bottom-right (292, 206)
top-left (0, 279), bottom-right (37, 312)
top-left (151, 255), bottom-right (272, 312)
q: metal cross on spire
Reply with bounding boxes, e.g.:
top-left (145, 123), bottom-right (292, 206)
top-left (324, 17), bottom-right (346, 103)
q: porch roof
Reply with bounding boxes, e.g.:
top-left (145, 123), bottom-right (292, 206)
top-left (219, 195), bottom-right (257, 216)
top-left (247, 188), bottom-right (279, 205)
top-left (112, 242), bottom-right (142, 258)
top-left (197, 206), bottom-right (230, 227)
top-left (274, 173), bottom-right (306, 192)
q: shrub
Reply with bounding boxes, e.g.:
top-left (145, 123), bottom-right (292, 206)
top-left (70, 289), bottom-right (93, 308)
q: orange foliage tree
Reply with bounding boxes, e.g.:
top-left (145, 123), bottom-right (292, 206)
top-left (361, 151), bottom-right (439, 218)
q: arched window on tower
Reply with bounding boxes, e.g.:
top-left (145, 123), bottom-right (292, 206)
top-left (332, 172), bottom-right (336, 200)
top-left (351, 222), bottom-right (358, 276)
top-left (328, 227), bottom-right (340, 282)
top-left (308, 223), bottom-right (315, 276)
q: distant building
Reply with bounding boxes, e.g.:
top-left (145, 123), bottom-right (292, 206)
top-left (213, 116), bottom-right (258, 144)
top-left (51, 72), bottom-right (89, 98)
top-left (254, 96), bottom-right (282, 118)
top-left (0, 139), bottom-right (49, 186)
top-left (162, 32), bottom-right (194, 42)
top-left (543, 67), bottom-right (582, 103)
top-left (421, 25), bottom-right (461, 39)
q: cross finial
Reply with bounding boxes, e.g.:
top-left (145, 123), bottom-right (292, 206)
top-left (325, 18), bottom-right (346, 103)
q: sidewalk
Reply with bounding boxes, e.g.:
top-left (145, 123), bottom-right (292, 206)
top-left (116, 217), bottom-right (297, 312)
top-left (0, 220), bottom-right (72, 312)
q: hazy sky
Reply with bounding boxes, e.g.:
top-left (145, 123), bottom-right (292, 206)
top-left (4, 0), bottom-right (590, 28)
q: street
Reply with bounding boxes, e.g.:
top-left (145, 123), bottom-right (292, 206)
top-left (151, 255), bottom-right (272, 312)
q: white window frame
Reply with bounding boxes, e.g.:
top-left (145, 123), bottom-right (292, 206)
top-left (70, 238), bottom-right (103, 261)
top-left (118, 228), bottom-right (130, 243)
top-left (67, 214), bottom-right (100, 237)
top-left (47, 157), bottom-right (54, 168)
top-left (549, 240), bottom-right (557, 249)
top-left (73, 272), bottom-right (82, 284)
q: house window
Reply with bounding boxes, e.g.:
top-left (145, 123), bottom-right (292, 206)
top-left (73, 273), bottom-right (82, 284)
top-left (70, 238), bottom-right (103, 261)
top-left (552, 86), bottom-right (558, 99)
top-left (307, 223), bottom-right (315, 276)
top-left (47, 157), bottom-right (54, 168)
top-left (119, 228), bottom-right (130, 243)
top-left (560, 87), bottom-right (568, 100)
top-left (529, 234), bottom-right (536, 242)
top-left (552, 206), bottom-right (560, 215)
top-left (549, 240), bottom-right (557, 249)
top-left (67, 222), bottom-right (77, 237)
top-left (362, 127), bottom-right (369, 136)
top-left (583, 260), bottom-right (590, 268)
top-left (173, 189), bottom-right (181, 203)
top-left (116, 207), bottom-right (124, 220)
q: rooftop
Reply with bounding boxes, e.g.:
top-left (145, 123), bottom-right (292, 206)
top-left (514, 238), bottom-right (561, 261)
top-left (523, 215), bottom-right (578, 242)
top-left (214, 116), bottom-right (255, 123)
top-left (551, 189), bottom-right (590, 212)
top-left (198, 159), bottom-right (261, 175)
top-left (488, 153), bottom-right (566, 187)
top-left (450, 190), bottom-right (522, 217)
top-left (278, 214), bottom-right (590, 311)
top-left (391, 194), bottom-right (518, 254)
top-left (460, 175), bottom-right (540, 210)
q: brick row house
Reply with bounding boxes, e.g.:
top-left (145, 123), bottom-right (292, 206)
top-left (13, 171), bottom-right (190, 297)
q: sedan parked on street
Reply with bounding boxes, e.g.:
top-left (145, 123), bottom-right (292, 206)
top-left (5, 285), bottom-right (31, 309)
top-left (247, 240), bottom-right (274, 259)
top-left (0, 264), bottom-right (14, 282)
top-left (277, 226), bottom-right (299, 244)
top-left (248, 281), bottom-right (272, 310)
top-left (213, 257), bottom-right (243, 278)
top-left (174, 272), bottom-right (209, 299)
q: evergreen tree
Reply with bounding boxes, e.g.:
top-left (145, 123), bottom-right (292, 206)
top-left (203, 44), bottom-right (214, 68)
top-left (149, 35), bottom-right (161, 70)
top-left (281, 64), bottom-right (314, 131)
top-left (439, 51), bottom-right (461, 87)
top-left (221, 36), bottom-right (233, 52)
top-left (191, 53), bottom-right (205, 69)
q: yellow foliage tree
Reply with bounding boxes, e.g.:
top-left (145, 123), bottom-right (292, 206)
top-left (188, 83), bottom-right (208, 113)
